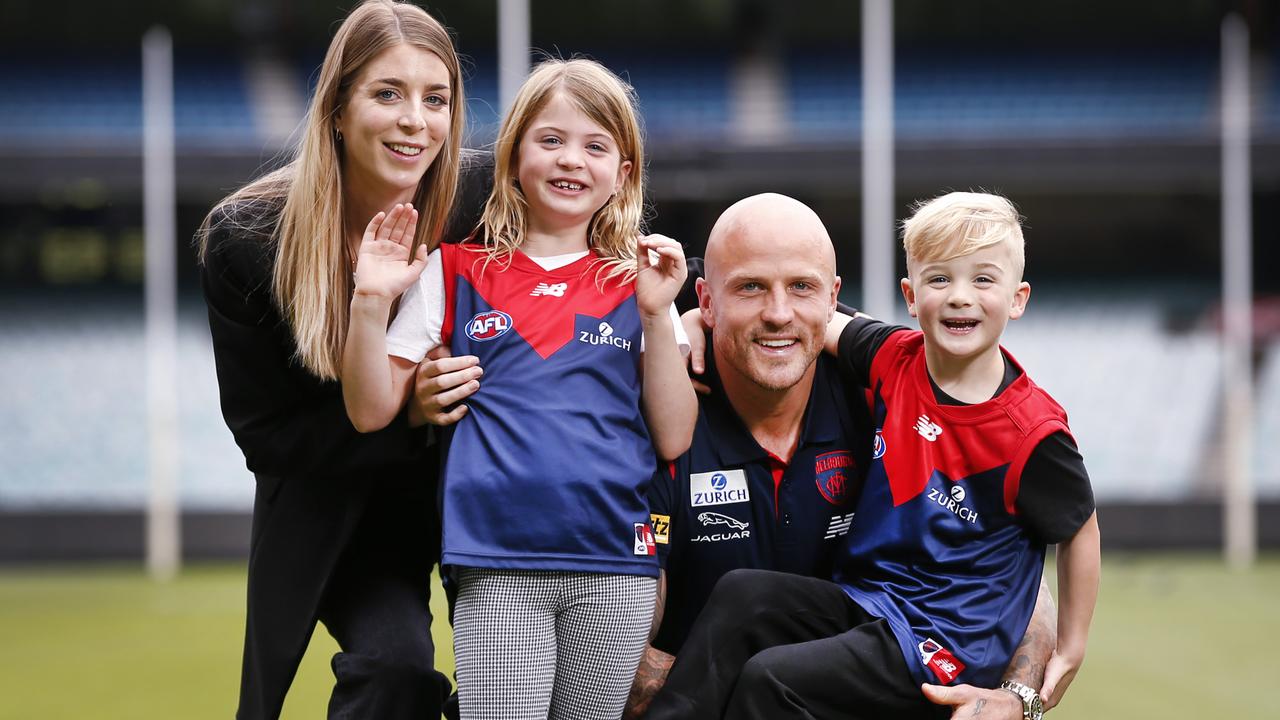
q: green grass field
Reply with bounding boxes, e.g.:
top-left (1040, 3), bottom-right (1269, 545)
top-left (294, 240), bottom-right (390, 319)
top-left (2, 554), bottom-right (1277, 719)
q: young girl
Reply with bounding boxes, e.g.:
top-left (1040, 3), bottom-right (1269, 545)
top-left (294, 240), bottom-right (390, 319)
top-left (341, 59), bottom-right (697, 720)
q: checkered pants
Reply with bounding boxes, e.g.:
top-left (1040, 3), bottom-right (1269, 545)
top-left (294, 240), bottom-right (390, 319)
top-left (452, 568), bottom-right (657, 720)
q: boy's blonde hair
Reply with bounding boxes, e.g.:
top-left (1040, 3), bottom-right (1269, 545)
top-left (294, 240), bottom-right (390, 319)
top-left (200, 0), bottom-right (464, 380)
top-left (901, 192), bottom-right (1025, 279)
top-left (477, 57), bottom-right (646, 283)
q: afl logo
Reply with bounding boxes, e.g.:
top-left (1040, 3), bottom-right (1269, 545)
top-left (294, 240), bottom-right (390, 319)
top-left (872, 430), bottom-right (886, 459)
top-left (710, 473), bottom-right (728, 491)
top-left (465, 310), bottom-right (513, 342)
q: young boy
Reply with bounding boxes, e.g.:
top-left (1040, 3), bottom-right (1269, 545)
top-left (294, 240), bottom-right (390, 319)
top-left (646, 192), bottom-right (1099, 720)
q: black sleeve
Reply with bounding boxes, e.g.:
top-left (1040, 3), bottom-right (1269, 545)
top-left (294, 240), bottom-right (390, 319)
top-left (835, 316), bottom-right (912, 387)
top-left (200, 213), bottom-right (429, 479)
top-left (646, 460), bottom-right (678, 569)
top-left (1015, 432), bottom-right (1096, 545)
top-left (444, 148), bottom-right (495, 241)
top-left (675, 256), bottom-right (705, 315)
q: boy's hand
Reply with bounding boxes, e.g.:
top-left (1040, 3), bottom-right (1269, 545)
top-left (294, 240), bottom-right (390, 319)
top-left (921, 683), bottom-right (1022, 719)
top-left (680, 307), bottom-right (711, 395)
top-left (636, 234), bottom-right (687, 318)
top-left (353, 203), bottom-right (427, 300)
top-left (408, 346), bottom-right (482, 427)
top-left (1039, 649), bottom-right (1081, 709)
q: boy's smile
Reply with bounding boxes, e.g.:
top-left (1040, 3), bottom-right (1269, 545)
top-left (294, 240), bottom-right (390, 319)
top-left (901, 242), bottom-right (1030, 377)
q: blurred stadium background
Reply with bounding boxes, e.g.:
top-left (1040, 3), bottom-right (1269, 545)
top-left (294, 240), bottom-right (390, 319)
top-left (2, 0), bottom-right (1279, 717)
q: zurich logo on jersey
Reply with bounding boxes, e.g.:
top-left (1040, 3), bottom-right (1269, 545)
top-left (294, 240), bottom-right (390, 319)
top-left (465, 310), bottom-right (513, 342)
top-left (578, 318), bottom-right (632, 351)
top-left (690, 469), bottom-right (750, 507)
top-left (872, 430), bottom-right (887, 459)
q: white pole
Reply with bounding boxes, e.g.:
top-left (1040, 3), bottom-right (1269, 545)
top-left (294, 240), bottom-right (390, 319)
top-left (861, 0), bottom-right (895, 320)
top-left (498, 0), bottom-right (531, 116)
top-left (1220, 14), bottom-right (1255, 569)
top-left (143, 26), bottom-right (181, 580)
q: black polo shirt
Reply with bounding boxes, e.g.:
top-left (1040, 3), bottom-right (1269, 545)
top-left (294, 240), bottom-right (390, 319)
top-left (647, 350), bottom-right (874, 655)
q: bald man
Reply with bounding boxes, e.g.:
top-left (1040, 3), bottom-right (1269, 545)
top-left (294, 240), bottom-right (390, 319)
top-left (628, 195), bottom-right (1053, 720)
top-left (418, 195), bottom-right (1054, 720)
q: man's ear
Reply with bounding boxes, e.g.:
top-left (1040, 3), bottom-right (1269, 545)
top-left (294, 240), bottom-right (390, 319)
top-left (829, 275), bottom-right (842, 321)
top-left (696, 277), bottom-right (714, 328)
top-left (900, 277), bottom-right (918, 318)
top-left (1009, 281), bottom-right (1031, 320)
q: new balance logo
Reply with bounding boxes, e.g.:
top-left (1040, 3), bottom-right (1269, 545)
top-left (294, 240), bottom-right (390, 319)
top-left (915, 414), bottom-right (943, 441)
top-left (530, 282), bottom-right (568, 297)
top-left (824, 512), bottom-right (855, 539)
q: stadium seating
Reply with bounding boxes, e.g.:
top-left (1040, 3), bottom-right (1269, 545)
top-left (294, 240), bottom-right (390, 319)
top-left (1254, 341), bottom-right (1280, 496)
top-left (6, 45), bottom-right (1243, 152)
top-left (0, 52), bottom-right (257, 148)
top-left (5, 295), bottom-right (1269, 508)
top-left (0, 296), bottom-right (254, 510)
top-left (788, 47), bottom-right (1217, 140)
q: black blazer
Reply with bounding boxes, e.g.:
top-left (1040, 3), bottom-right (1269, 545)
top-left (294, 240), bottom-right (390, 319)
top-left (200, 150), bottom-right (494, 719)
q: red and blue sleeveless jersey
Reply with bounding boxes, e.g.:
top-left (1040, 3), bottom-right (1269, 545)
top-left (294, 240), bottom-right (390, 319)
top-left (834, 329), bottom-right (1071, 688)
top-left (437, 243), bottom-right (659, 577)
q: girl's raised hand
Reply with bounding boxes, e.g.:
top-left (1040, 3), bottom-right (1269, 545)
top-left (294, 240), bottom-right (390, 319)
top-left (353, 203), bottom-right (428, 299)
top-left (635, 233), bottom-right (687, 318)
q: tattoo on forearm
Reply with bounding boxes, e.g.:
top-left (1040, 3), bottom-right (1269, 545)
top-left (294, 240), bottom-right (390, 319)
top-left (1005, 612), bottom-right (1053, 687)
top-left (624, 647), bottom-right (675, 720)
top-left (1003, 581), bottom-right (1057, 687)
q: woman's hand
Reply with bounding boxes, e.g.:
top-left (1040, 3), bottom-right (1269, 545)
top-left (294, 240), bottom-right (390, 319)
top-left (353, 203), bottom-right (428, 300)
top-left (407, 346), bottom-right (483, 427)
top-left (635, 234), bottom-right (687, 319)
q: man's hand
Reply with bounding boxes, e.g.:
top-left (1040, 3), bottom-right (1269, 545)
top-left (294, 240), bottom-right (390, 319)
top-left (623, 645), bottom-right (675, 720)
top-left (921, 683), bottom-right (1023, 719)
top-left (407, 347), bottom-right (482, 427)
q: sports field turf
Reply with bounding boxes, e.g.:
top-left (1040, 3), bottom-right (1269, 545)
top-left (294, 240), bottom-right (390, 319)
top-left (2, 554), bottom-right (1277, 719)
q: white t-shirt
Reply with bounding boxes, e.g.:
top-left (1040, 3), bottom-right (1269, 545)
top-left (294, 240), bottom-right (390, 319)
top-left (386, 248), bottom-right (690, 362)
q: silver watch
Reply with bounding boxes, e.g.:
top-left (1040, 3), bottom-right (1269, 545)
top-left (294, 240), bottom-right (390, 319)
top-left (998, 681), bottom-right (1044, 720)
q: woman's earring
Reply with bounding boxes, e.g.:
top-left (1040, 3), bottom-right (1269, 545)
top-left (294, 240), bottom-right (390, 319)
top-left (334, 126), bottom-right (343, 142)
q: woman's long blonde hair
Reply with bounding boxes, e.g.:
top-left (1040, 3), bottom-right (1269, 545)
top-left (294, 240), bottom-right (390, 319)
top-left (199, 0), bottom-right (464, 380)
top-left (476, 58), bottom-right (646, 284)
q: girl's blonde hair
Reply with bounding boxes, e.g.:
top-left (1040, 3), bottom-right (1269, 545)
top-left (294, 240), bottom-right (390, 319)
top-left (901, 191), bottom-right (1025, 279)
top-left (198, 0), bottom-right (464, 380)
top-left (476, 58), bottom-right (646, 284)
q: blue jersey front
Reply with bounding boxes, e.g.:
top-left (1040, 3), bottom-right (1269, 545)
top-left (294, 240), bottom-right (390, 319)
top-left (438, 244), bottom-right (659, 577)
top-left (834, 330), bottom-right (1071, 688)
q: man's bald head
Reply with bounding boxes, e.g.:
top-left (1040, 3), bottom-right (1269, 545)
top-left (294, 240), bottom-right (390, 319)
top-left (697, 193), bottom-right (841, 395)
top-left (704, 193), bottom-right (838, 285)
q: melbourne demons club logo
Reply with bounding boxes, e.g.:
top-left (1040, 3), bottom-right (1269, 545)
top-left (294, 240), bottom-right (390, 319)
top-left (814, 451), bottom-right (853, 505)
top-left (464, 310), bottom-right (513, 342)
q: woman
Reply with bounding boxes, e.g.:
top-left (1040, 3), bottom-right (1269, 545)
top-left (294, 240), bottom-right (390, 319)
top-left (197, 2), bottom-right (480, 717)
